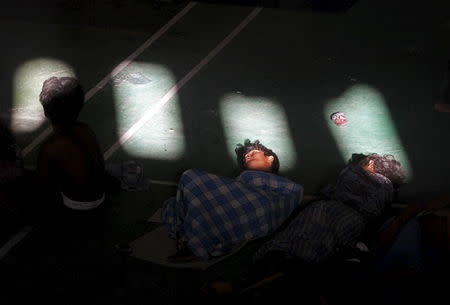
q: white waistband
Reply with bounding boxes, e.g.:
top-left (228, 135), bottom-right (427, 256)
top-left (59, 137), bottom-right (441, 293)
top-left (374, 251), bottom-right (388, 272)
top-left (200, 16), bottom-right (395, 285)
top-left (61, 192), bottom-right (105, 211)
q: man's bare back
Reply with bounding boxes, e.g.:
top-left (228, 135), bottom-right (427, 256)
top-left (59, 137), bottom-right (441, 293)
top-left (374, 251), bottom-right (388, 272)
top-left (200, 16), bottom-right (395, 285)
top-left (38, 122), bottom-right (105, 202)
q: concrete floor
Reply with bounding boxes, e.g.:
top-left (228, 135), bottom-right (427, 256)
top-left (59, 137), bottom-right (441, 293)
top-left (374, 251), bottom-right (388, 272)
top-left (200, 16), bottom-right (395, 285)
top-left (1, 0), bottom-right (449, 200)
top-left (1, 1), bottom-right (450, 304)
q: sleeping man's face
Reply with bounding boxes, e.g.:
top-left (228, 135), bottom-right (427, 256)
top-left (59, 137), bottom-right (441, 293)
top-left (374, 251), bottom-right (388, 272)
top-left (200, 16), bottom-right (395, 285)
top-left (361, 159), bottom-right (376, 173)
top-left (244, 150), bottom-right (274, 172)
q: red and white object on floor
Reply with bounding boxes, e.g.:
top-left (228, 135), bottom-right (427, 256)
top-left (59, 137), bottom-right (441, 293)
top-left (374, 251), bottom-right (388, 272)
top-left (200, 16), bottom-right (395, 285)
top-left (330, 111), bottom-right (348, 127)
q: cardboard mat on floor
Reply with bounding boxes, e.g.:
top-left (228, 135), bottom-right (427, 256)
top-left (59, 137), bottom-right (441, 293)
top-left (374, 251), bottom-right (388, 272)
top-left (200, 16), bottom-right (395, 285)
top-left (129, 209), bottom-right (246, 270)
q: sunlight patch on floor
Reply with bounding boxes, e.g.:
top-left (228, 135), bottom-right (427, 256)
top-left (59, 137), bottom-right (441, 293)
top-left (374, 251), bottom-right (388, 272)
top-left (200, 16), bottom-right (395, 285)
top-left (220, 93), bottom-right (297, 171)
top-left (112, 62), bottom-right (185, 160)
top-left (324, 84), bottom-right (413, 181)
top-left (12, 58), bottom-right (76, 133)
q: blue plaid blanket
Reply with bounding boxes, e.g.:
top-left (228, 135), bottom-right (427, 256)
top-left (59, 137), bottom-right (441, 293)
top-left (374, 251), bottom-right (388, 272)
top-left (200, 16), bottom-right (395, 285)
top-left (162, 169), bottom-right (304, 259)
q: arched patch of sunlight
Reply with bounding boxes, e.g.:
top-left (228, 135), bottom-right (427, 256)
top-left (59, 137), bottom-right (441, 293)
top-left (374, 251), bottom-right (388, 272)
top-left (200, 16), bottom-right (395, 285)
top-left (324, 84), bottom-right (413, 181)
top-left (12, 58), bottom-right (76, 133)
top-left (111, 62), bottom-right (185, 160)
top-left (220, 93), bottom-right (297, 171)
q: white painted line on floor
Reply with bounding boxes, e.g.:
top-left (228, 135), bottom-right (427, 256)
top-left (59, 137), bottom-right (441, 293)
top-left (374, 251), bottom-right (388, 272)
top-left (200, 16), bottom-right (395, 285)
top-left (22, 1), bottom-right (197, 157)
top-left (103, 7), bottom-right (263, 160)
top-left (0, 226), bottom-right (33, 261)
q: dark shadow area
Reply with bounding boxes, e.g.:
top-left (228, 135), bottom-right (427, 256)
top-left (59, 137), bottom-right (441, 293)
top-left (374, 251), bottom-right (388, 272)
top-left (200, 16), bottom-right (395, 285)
top-left (198, 0), bottom-right (359, 12)
top-left (0, 0), bottom-right (187, 33)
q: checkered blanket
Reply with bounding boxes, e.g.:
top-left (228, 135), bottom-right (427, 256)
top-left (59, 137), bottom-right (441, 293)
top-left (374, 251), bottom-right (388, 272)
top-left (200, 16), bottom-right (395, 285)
top-left (253, 165), bottom-right (394, 263)
top-left (162, 169), bottom-right (304, 259)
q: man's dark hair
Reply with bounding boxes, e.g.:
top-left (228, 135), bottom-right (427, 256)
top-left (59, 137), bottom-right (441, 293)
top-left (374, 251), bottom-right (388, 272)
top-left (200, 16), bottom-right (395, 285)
top-left (349, 153), bottom-right (406, 187)
top-left (39, 77), bottom-right (84, 127)
top-left (235, 139), bottom-right (280, 174)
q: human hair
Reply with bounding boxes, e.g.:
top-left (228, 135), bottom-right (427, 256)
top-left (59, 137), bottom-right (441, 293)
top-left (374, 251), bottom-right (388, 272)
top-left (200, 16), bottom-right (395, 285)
top-left (349, 153), bottom-right (406, 187)
top-left (235, 139), bottom-right (280, 174)
top-left (39, 76), bottom-right (84, 127)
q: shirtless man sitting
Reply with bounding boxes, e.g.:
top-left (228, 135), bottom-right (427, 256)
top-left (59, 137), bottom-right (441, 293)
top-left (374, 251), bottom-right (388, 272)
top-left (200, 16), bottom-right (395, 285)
top-left (36, 77), bottom-right (105, 212)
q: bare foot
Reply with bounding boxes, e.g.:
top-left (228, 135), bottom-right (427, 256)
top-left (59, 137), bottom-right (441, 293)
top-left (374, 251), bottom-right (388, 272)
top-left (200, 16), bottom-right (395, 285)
top-left (434, 103), bottom-right (450, 113)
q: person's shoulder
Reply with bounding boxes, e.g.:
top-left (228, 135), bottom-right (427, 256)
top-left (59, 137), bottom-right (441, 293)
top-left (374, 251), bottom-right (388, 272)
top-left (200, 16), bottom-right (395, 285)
top-left (39, 132), bottom-right (64, 158)
top-left (372, 172), bottom-right (393, 188)
top-left (335, 164), bottom-right (366, 186)
top-left (74, 121), bottom-right (93, 132)
top-left (74, 122), bottom-right (98, 138)
top-left (340, 164), bottom-right (364, 179)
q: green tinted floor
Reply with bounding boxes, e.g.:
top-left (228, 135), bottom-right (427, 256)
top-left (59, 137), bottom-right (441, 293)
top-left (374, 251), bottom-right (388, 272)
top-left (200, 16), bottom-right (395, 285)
top-left (2, 0), bottom-right (449, 200)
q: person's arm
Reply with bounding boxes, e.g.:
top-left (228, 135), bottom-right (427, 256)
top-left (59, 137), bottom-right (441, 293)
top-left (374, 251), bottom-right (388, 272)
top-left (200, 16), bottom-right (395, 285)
top-left (330, 165), bottom-right (395, 219)
top-left (18, 143), bottom-right (60, 222)
top-left (36, 143), bottom-right (54, 182)
top-left (34, 142), bottom-right (59, 196)
top-left (333, 179), bottom-right (391, 218)
top-left (88, 124), bottom-right (105, 173)
top-left (78, 122), bottom-right (105, 173)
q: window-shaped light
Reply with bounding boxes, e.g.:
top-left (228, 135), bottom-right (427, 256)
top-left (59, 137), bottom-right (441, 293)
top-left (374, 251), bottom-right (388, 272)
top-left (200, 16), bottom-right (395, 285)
top-left (220, 93), bottom-right (297, 171)
top-left (111, 62), bottom-right (185, 160)
top-left (324, 84), bottom-right (412, 181)
top-left (12, 58), bottom-right (76, 133)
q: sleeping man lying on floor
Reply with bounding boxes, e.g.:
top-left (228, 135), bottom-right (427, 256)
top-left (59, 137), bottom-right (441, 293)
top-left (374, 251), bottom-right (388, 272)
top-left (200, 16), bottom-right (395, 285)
top-left (162, 139), bottom-right (304, 262)
top-left (252, 153), bottom-right (405, 263)
top-left (206, 153), bottom-right (407, 297)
